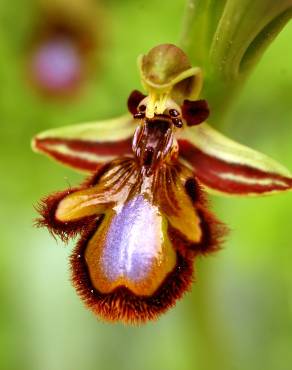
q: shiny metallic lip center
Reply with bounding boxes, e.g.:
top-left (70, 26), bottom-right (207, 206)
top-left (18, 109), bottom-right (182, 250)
top-left (100, 195), bottom-right (164, 283)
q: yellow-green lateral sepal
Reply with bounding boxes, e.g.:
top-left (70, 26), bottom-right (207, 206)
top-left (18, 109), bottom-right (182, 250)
top-left (178, 123), bottom-right (292, 196)
top-left (32, 114), bottom-right (135, 172)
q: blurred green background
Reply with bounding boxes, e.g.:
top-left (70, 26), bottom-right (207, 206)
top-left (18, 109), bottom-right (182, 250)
top-left (0, 1), bottom-right (292, 370)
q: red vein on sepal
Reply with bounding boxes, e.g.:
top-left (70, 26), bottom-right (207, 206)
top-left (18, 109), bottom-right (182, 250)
top-left (34, 137), bottom-right (133, 171)
top-left (179, 140), bottom-right (292, 194)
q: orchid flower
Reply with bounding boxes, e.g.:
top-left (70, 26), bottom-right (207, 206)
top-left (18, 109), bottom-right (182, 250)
top-left (28, 0), bottom-right (102, 96)
top-left (32, 43), bottom-right (292, 324)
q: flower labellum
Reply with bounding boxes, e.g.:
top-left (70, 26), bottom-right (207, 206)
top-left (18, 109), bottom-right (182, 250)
top-left (33, 44), bottom-right (292, 324)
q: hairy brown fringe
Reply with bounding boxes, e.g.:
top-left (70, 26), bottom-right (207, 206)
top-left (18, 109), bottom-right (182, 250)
top-left (70, 220), bottom-right (195, 325)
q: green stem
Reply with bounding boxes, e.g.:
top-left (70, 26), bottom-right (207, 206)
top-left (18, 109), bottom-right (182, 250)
top-left (179, 0), bottom-right (292, 124)
top-left (183, 261), bottom-right (237, 370)
top-left (178, 1), bottom-right (292, 366)
top-left (179, 0), bottom-right (227, 67)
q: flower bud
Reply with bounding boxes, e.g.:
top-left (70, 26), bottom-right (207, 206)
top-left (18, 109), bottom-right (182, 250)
top-left (139, 44), bottom-right (202, 105)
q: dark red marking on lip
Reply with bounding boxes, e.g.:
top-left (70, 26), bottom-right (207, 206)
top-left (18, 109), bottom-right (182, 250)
top-left (143, 147), bottom-right (154, 167)
top-left (184, 177), bottom-right (200, 203)
top-left (168, 189), bottom-right (227, 256)
top-left (133, 118), bottom-right (173, 175)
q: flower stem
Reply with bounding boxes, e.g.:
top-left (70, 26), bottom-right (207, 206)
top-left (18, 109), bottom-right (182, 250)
top-left (179, 0), bottom-right (292, 123)
top-left (182, 261), bottom-right (237, 370)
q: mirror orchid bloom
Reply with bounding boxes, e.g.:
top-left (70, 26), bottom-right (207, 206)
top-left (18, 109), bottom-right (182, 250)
top-left (32, 44), bottom-right (292, 324)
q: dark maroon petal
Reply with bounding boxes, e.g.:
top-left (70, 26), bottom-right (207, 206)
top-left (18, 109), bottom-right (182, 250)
top-left (127, 90), bottom-right (146, 115)
top-left (182, 99), bottom-right (210, 126)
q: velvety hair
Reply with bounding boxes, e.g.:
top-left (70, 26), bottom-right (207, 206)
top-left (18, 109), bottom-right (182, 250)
top-left (36, 158), bottom-right (227, 324)
top-left (70, 220), bottom-right (195, 324)
top-left (68, 174), bottom-right (227, 324)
